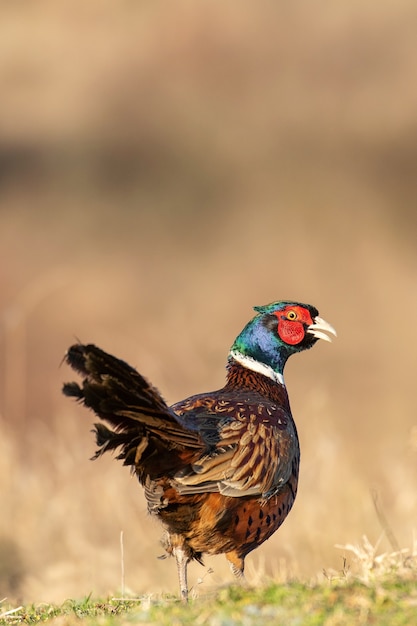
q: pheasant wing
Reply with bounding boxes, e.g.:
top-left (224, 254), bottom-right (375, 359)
top-left (173, 396), bottom-right (298, 499)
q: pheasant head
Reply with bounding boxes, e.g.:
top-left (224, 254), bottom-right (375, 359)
top-left (229, 300), bottom-right (336, 383)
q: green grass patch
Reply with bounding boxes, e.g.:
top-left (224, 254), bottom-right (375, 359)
top-left (2, 575), bottom-right (417, 626)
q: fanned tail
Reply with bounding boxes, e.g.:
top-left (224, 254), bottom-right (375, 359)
top-left (63, 344), bottom-right (203, 478)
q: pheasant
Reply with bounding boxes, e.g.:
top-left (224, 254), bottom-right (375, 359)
top-left (62, 300), bottom-right (335, 601)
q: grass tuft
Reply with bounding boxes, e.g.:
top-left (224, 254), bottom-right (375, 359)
top-left (336, 534), bottom-right (417, 584)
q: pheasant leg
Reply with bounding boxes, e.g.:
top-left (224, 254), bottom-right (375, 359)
top-left (173, 546), bottom-right (190, 603)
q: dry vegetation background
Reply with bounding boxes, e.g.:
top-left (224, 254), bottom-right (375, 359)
top-left (1, 0), bottom-right (416, 604)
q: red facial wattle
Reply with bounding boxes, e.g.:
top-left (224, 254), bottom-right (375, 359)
top-left (277, 320), bottom-right (305, 345)
top-left (275, 306), bottom-right (314, 346)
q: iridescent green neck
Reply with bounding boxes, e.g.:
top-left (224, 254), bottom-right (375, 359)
top-left (230, 314), bottom-right (290, 378)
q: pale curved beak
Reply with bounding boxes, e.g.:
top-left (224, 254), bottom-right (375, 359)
top-left (307, 316), bottom-right (337, 343)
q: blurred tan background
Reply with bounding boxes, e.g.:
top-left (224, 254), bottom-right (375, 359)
top-left (1, 0), bottom-right (416, 603)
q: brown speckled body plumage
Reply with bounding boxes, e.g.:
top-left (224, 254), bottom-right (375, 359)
top-left (146, 361), bottom-right (300, 576)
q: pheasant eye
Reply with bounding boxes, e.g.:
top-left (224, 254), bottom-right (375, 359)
top-left (286, 310), bottom-right (297, 321)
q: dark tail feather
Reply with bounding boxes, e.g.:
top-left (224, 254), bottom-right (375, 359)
top-left (90, 422), bottom-right (143, 463)
top-left (63, 343), bottom-right (175, 424)
top-left (62, 343), bottom-right (202, 474)
top-left (63, 343), bottom-right (169, 415)
top-left (62, 381), bottom-right (84, 400)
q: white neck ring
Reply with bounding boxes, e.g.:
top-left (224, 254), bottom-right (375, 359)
top-left (229, 349), bottom-right (285, 386)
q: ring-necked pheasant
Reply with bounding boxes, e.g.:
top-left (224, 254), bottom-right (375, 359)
top-left (63, 300), bottom-right (335, 601)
